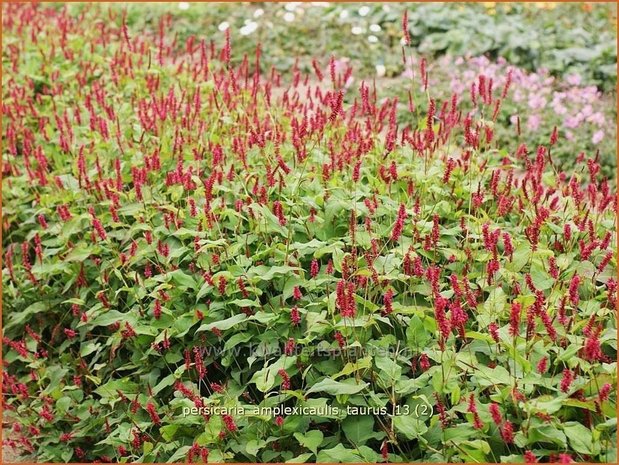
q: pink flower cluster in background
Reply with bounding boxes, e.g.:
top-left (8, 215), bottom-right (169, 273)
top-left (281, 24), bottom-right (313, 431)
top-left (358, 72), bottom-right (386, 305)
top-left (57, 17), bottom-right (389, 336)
top-left (402, 55), bottom-right (614, 148)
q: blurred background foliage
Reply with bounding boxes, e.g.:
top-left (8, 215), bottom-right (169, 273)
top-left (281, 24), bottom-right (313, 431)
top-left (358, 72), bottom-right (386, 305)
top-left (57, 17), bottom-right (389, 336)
top-left (81, 2), bottom-right (619, 91)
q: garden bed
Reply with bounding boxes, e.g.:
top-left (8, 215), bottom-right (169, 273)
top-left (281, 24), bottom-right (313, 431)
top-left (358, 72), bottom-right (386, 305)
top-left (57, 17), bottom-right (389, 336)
top-left (2, 3), bottom-right (616, 464)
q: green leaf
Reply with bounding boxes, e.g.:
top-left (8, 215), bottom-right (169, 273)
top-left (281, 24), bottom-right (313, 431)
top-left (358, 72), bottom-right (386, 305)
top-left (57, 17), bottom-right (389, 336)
top-left (5, 302), bottom-right (46, 330)
top-left (248, 265), bottom-right (302, 281)
top-left (55, 396), bottom-right (72, 414)
top-left (87, 310), bottom-right (137, 328)
top-left (196, 280), bottom-right (212, 301)
top-left (458, 440), bottom-right (490, 462)
top-left (563, 422), bottom-right (594, 454)
top-left (530, 259), bottom-right (554, 290)
top-left (333, 356), bottom-right (372, 379)
top-left (152, 373), bottom-right (176, 395)
top-left (529, 395), bottom-right (563, 414)
top-left (483, 287), bottom-right (507, 315)
top-left (341, 415), bottom-right (374, 445)
top-left (393, 414), bottom-right (428, 440)
top-left (527, 424), bottom-right (567, 447)
top-left (506, 244), bottom-right (531, 272)
top-left (167, 446), bottom-right (191, 462)
top-left (286, 453), bottom-right (314, 463)
top-left (293, 430), bottom-right (324, 454)
top-left (65, 245), bottom-right (94, 262)
top-left (245, 439), bottom-right (265, 457)
top-left (406, 315), bottom-right (431, 349)
top-left (196, 314), bottom-right (247, 332)
top-left (169, 269), bottom-right (197, 290)
top-left (375, 355), bottom-right (402, 383)
top-left (470, 364), bottom-right (512, 387)
top-left (160, 425), bottom-right (179, 442)
top-left (500, 455), bottom-right (526, 463)
top-left (250, 356), bottom-right (297, 392)
top-left (94, 379), bottom-right (139, 399)
top-left (80, 341), bottom-right (101, 357)
top-left (562, 398), bottom-right (597, 412)
top-left (305, 378), bottom-right (369, 396)
top-left (143, 441), bottom-right (153, 455)
top-left (316, 444), bottom-right (364, 463)
top-left (291, 238), bottom-right (327, 255)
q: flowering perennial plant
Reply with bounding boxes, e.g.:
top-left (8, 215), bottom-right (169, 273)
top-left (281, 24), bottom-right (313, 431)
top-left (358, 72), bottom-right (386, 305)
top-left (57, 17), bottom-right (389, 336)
top-left (2, 4), bottom-right (617, 463)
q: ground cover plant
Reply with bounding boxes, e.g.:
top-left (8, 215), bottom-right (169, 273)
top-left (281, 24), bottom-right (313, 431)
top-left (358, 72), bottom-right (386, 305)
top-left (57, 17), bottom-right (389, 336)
top-left (2, 3), bottom-right (617, 464)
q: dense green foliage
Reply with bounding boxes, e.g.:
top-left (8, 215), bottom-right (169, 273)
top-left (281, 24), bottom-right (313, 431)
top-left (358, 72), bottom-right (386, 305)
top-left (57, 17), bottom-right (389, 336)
top-left (2, 3), bottom-right (617, 464)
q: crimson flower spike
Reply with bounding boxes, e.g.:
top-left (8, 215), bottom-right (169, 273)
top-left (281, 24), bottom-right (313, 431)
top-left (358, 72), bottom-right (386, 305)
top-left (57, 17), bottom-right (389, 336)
top-left (402, 10), bottom-right (410, 46)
